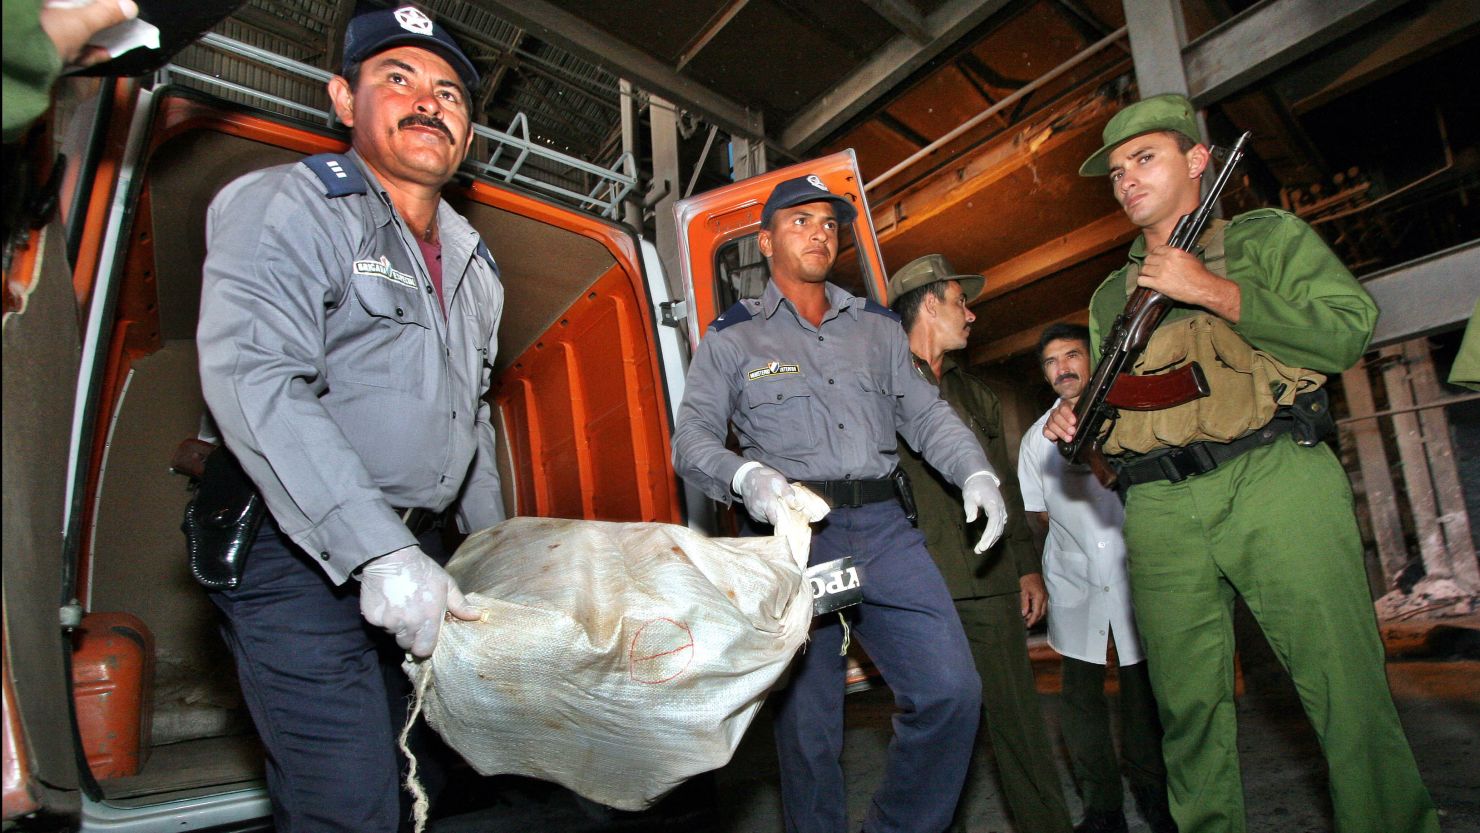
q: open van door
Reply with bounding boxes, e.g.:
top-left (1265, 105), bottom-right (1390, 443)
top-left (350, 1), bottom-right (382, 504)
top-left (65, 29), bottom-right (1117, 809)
top-left (672, 150), bottom-right (888, 352)
top-left (5, 60), bottom-right (680, 827)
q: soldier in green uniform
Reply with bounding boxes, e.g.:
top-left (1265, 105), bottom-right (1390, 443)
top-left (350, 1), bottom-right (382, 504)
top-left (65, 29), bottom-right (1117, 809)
top-left (891, 254), bottom-right (1074, 833)
top-left (1044, 93), bottom-right (1439, 833)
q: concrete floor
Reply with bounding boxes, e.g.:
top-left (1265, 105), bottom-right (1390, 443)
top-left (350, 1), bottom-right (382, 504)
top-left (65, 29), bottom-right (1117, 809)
top-left (431, 614), bottom-right (1480, 833)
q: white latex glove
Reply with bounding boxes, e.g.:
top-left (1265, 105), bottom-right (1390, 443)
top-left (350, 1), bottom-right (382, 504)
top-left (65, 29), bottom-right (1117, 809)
top-left (962, 471), bottom-right (1007, 554)
top-left (359, 545), bottom-right (479, 658)
top-left (738, 465), bottom-right (803, 526)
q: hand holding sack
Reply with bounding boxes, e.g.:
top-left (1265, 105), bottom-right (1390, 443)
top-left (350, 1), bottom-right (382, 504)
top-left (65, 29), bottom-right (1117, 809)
top-left (738, 465), bottom-right (803, 525)
top-left (359, 545), bottom-right (479, 658)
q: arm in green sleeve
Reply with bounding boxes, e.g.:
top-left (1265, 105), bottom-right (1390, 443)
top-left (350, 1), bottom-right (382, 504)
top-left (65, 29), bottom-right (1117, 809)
top-left (3, 0), bottom-right (63, 144)
top-left (1228, 213), bottom-right (1377, 373)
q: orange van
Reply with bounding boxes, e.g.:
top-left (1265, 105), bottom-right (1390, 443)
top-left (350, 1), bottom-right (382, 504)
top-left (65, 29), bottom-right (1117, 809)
top-left (2, 43), bottom-right (888, 830)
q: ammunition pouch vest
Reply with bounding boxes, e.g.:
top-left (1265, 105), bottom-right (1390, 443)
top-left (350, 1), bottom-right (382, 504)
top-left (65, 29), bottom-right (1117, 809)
top-left (1104, 220), bottom-right (1327, 456)
top-left (1112, 388), bottom-right (1335, 489)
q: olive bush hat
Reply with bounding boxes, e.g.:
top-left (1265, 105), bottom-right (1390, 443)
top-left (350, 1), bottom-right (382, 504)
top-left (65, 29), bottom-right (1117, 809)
top-left (886, 253), bottom-right (984, 305)
top-left (1079, 93), bottom-right (1202, 177)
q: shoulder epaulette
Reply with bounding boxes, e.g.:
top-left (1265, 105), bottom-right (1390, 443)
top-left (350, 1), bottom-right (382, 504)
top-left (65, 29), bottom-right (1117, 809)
top-left (300, 153), bottom-right (368, 198)
top-left (1229, 207), bottom-right (1289, 224)
top-left (863, 299), bottom-right (901, 322)
top-left (475, 240), bottom-right (500, 278)
top-left (710, 299), bottom-right (758, 332)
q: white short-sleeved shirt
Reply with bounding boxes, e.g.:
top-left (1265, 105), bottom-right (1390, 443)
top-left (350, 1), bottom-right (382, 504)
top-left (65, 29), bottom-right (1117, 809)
top-left (1018, 404), bottom-right (1144, 666)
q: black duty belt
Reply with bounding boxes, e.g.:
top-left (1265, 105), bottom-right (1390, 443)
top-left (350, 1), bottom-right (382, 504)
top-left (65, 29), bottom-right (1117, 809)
top-left (798, 477), bottom-right (896, 508)
top-left (395, 507), bottom-right (445, 537)
top-left (1114, 416), bottom-right (1295, 490)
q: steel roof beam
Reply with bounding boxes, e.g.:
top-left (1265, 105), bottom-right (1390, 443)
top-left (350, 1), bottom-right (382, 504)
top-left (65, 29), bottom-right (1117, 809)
top-left (859, 0), bottom-right (932, 44)
top-left (1362, 239), bottom-right (1480, 348)
top-left (779, 0), bottom-right (1013, 153)
top-left (473, 0), bottom-right (764, 141)
top-left (973, 213), bottom-right (1138, 303)
top-left (676, 0), bottom-right (750, 73)
top-left (1183, 0), bottom-right (1407, 106)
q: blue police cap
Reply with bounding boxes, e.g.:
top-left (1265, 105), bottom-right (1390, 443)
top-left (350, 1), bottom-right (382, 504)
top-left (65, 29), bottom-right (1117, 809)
top-left (761, 175), bottom-right (859, 228)
top-left (342, 6), bottom-right (479, 91)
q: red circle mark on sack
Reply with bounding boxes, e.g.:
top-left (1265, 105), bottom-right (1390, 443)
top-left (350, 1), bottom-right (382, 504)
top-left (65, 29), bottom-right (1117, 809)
top-left (628, 617), bottom-right (695, 684)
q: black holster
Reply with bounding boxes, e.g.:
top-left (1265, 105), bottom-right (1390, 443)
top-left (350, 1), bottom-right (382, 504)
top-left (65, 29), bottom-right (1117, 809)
top-left (180, 444), bottom-right (265, 591)
top-left (1289, 388), bottom-right (1336, 447)
top-left (891, 468), bottom-right (917, 525)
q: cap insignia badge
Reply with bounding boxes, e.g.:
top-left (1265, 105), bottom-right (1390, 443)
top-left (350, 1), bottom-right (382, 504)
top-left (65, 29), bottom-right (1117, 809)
top-left (394, 7), bottom-right (434, 34)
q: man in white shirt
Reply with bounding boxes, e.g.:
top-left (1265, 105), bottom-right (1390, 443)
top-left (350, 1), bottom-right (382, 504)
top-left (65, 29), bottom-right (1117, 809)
top-left (1018, 323), bottom-right (1173, 833)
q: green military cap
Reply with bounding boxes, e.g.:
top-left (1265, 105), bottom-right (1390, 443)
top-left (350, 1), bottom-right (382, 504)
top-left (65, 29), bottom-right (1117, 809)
top-left (1079, 93), bottom-right (1202, 177)
top-left (886, 253), bottom-right (984, 305)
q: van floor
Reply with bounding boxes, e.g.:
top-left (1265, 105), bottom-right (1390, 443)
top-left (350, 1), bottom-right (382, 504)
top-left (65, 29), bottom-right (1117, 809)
top-left (101, 735), bottom-right (264, 803)
top-left (428, 617), bottom-right (1480, 832)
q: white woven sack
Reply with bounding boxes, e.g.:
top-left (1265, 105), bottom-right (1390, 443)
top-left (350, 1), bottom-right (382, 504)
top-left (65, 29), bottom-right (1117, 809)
top-left (406, 491), bottom-right (827, 812)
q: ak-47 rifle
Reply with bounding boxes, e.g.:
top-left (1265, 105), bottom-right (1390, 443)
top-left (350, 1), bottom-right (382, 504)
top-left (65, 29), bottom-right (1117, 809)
top-left (1058, 131), bottom-right (1252, 486)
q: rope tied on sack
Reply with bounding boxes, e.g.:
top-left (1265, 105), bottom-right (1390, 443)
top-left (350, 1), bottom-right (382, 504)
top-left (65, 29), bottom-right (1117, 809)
top-left (400, 657), bottom-right (435, 833)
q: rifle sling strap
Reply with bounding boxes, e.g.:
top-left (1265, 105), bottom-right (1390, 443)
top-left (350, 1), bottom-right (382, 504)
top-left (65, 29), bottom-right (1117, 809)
top-left (1125, 219), bottom-right (1229, 293)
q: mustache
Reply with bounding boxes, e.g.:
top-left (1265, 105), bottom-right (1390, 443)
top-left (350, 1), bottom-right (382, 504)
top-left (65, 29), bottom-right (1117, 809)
top-left (1054, 372), bottom-right (1080, 386)
top-left (398, 114), bottom-right (453, 144)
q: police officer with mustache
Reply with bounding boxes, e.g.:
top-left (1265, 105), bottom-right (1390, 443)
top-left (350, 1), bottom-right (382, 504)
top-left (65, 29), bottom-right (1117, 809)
top-left (197, 7), bottom-right (503, 830)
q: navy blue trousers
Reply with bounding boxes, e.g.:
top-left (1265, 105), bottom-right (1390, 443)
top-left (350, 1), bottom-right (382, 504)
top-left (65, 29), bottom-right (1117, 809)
top-left (209, 518), bottom-right (447, 833)
top-left (761, 501), bottom-right (982, 833)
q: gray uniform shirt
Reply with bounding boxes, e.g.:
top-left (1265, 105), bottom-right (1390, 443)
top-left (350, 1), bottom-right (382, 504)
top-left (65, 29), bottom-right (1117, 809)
top-left (198, 150), bottom-right (505, 584)
top-left (672, 280), bottom-right (992, 503)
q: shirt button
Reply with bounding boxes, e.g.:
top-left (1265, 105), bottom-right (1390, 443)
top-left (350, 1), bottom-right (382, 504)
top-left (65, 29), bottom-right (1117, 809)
top-left (395, 307), bottom-right (405, 317)
top-left (818, 336), bottom-right (824, 342)
top-left (837, 423), bottom-right (844, 429)
top-left (452, 411), bottom-right (457, 419)
top-left (1104, 586), bottom-right (1111, 592)
top-left (1097, 541), bottom-right (1106, 548)
top-left (426, 285), bottom-right (434, 294)
top-left (1100, 629), bottom-right (1107, 636)
top-left (776, 394), bottom-right (783, 401)
top-left (828, 378), bottom-right (835, 384)
top-left (320, 552), bottom-right (330, 561)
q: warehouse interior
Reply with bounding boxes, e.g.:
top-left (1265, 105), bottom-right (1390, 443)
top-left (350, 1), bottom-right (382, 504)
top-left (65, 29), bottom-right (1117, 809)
top-left (168, 0), bottom-right (1479, 606)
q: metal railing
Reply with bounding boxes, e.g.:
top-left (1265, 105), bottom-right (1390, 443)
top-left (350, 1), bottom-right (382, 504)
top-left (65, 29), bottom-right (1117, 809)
top-left (157, 33), bottom-right (638, 219)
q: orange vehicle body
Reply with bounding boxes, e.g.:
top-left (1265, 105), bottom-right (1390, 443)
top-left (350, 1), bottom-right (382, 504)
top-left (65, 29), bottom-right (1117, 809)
top-left (2, 73), bottom-right (883, 828)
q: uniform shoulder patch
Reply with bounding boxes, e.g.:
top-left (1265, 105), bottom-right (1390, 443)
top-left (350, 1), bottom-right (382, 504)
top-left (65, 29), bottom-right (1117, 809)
top-left (300, 153), bottom-right (368, 198)
top-left (710, 299), bottom-right (760, 333)
top-left (863, 299), bottom-right (901, 321)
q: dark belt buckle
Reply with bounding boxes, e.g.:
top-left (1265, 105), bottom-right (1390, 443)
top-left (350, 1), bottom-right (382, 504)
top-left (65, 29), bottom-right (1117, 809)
top-left (1157, 444), bottom-right (1218, 483)
top-left (843, 479), bottom-right (862, 508)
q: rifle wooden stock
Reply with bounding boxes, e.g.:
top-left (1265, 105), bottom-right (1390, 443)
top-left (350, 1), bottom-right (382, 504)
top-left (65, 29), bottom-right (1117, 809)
top-left (1056, 130), bottom-right (1251, 479)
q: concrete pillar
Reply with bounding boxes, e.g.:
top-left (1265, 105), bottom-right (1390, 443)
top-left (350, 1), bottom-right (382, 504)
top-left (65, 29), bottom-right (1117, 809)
top-left (1122, 0), bottom-right (1191, 98)
top-left (649, 94), bottom-right (684, 302)
top-left (728, 134), bottom-right (768, 182)
top-left (619, 79), bottom-right (643, 232)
